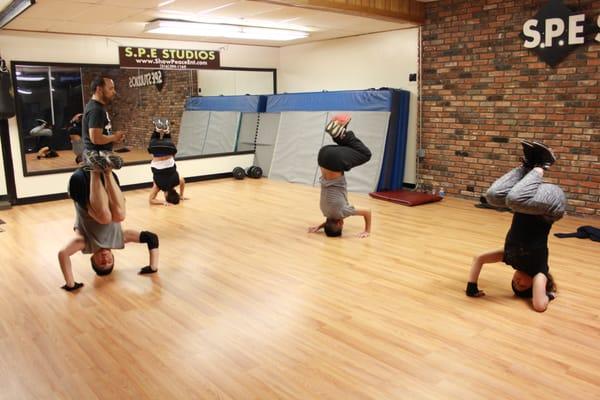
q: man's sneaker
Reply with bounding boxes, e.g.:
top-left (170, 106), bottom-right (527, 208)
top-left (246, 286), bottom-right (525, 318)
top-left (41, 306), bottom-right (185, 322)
top-left (99, 150), bottom-right (123, 170)
top-left (83, 149), bottom-right (108, 171)
top-left (325, 120), bottom-right (344, 138)
top-left (153, 118), bottom-right (170, 137)
top-left (532, 141), bottom-right (556, 169)
top-left (520, 140), bottom-right (536, 169)
top-left (325, 114), bottom-right (351, 139)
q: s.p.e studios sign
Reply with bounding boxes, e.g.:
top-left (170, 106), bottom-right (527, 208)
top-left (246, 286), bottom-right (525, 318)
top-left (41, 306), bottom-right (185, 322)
top-left (521, 0), bottom-right (600, 67)
top-left (119, 46), bottom-right (220, 70)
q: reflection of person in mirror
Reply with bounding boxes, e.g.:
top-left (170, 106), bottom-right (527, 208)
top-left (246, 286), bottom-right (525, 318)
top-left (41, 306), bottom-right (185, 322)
top-left (147, 119), bottom-right (186, 206)
top-left (81, 76), bottom-right (126, 171)
top-left (58, 164), bottom-right (160, 292)
top-left (68, 113), bottom-right (84, 164)
top-left (30, 119), bottom-right (59, 159)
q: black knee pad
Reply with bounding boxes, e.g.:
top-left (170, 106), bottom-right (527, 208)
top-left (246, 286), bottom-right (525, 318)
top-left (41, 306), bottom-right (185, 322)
top-left (140, 231), bottom-right (159, 250)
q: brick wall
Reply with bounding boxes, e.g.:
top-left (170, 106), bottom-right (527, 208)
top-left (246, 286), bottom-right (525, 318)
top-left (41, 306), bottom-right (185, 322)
top-left (421, 0), bottom-right (600, 216)
top-left (82, 68), bottom-right (197, 149)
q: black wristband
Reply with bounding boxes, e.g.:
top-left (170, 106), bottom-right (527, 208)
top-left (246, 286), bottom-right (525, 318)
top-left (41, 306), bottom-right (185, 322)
top-left (61, 282), bottom-right (84, 292)
top-left (466, 282), bottom-right (480, 297)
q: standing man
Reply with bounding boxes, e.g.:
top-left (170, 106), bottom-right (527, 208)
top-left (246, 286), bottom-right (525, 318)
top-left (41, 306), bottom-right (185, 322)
top-left (82, 76), bottom-right (125, 170)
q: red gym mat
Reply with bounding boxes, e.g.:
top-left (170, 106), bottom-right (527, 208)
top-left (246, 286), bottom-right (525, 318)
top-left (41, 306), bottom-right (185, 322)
top-left (369, 190), bottom-right (443, 206)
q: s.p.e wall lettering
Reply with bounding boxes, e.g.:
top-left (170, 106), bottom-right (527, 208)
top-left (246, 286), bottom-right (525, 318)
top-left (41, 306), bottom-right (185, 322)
top-left (521, 0), bottom-right (600, 67)
top-left (128, 70), bottom-right (165, 91)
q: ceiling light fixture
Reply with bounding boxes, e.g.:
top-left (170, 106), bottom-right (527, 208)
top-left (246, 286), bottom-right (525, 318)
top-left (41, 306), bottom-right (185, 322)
top-left (196, 2), bottom-right (236, 16)
top-left (158, 0), bottom-right (176, 7)
top-left (0, 0), bottom-right (35, 29)
top-left (144, 20), bottom-right (308, 41)
top-left (16, 76), bottom-right (46, 81)
top-left (194, 16), bottom-right (310, 32)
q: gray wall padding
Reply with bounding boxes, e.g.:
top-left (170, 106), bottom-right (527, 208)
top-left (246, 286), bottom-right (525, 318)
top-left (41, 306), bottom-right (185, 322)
top-left (177, 111), bottom-right (210, 157)
top-left (202, 111), bottom-right (240, 155)
top-left (237, 113), bottom-right (259, 152)
top-left (177, 111), bottom-right (241, 157)
top-left (255, 113), bottom-right (280, 145)
top-left (331, 111), bottom-right (390, 192)
top-left (253, 113), bottom-right (281, 177)
top-left (269, 112), bottom-right (329, 185)
top-left (268, 111), bottom-right (390, 193)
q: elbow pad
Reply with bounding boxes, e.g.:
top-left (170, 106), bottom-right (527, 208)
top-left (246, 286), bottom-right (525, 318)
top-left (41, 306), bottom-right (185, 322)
top-left (140, 231), bottom-right (159, 250)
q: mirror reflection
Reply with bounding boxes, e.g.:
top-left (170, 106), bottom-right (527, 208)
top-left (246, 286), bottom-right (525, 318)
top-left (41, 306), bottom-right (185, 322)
top-left (13, 63), bottom-right (275, 175)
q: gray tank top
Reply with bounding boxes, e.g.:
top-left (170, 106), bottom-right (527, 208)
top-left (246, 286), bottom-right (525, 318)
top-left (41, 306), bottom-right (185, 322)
top-left (74, 203), bottom-right (124, 254)
top-left (319, 175), bottom-right (356, 219)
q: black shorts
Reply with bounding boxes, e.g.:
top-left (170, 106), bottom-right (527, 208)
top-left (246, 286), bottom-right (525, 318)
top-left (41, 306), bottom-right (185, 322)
top-left (152, 166), bottom-right (180, 192)
top-left (503, 242), bottom-right (549, 277)
top-left (34, 135), bottom-right (52, 152)
top-left (148, 139), bottom-right (177, 157)
top-left (317, 131), bottom-right (371, 172)
top-left (68, 168), bottom-right (121, 209)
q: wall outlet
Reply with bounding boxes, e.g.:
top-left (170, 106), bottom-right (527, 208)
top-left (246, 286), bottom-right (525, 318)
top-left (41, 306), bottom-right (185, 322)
top-left (417, 148), bottom-right (426, 158)
top-left (409, 73), bottom-right (417, 82)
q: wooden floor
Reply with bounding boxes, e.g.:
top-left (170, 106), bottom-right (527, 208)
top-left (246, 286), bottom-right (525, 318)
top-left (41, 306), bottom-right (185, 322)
top-left (0, 178), bottom-right (598, 400)
top-left (25, 148), bottom-right (151, 172)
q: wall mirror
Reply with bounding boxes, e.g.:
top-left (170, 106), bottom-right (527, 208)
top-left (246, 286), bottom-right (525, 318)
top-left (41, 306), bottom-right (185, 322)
top-left (11, 61), bottom-right (276, 176)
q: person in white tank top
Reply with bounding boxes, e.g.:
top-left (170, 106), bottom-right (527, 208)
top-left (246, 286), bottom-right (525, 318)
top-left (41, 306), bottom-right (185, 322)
top-left (147, 118), bottom-right (186, 206)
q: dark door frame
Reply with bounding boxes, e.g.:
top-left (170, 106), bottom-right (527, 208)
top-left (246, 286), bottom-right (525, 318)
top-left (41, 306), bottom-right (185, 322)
top-left (0, 118), bottom-right (17, 204)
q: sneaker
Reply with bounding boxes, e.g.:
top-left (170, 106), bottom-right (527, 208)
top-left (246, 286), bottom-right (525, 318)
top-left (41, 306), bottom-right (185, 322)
top-left (520, 140), bottom-right (536, 168)
top-left (325, 120), bottom-right (343, 138)
top-left (152, 118), bottom-right (170, 137)
top-left (532, 141), bottom-right (556, 169)
top-left (332, 114), bottom-right (351, 125)
top-left (83, 149), bottom-right (109, 171)
top-left (325, 115), bottom-right (351, 139)
top-left (99, 150), bottom-right (123, 170)
top-left (335, 114), bottom-right (351, 137)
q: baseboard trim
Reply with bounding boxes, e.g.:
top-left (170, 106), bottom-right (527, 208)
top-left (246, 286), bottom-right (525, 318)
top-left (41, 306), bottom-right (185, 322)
top-left (14, 173), bottom-right (233, 205)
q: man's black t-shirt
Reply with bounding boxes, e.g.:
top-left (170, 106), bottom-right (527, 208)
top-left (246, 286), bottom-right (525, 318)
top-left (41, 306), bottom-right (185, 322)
top-left (82, 99), bottom-right (113, 152)
top-left (68, 168), bottom-right (121, 210)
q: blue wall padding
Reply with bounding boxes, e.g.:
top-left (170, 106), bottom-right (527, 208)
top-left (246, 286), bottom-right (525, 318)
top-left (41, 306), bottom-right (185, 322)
top-left (266, 89), bottom-right (411, 188)
top-left (184, 89), bottom-right (412, 188)
top-left (266, 90), bottom-right (395, 112)
top-left (186, 95), bottom-right (267, 112)
top-left (377, 90), bottom-right (411, 191)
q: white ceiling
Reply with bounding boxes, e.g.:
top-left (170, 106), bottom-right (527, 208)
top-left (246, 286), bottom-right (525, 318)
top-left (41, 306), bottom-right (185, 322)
top-left (2, 0), bottom-right (426, 47)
